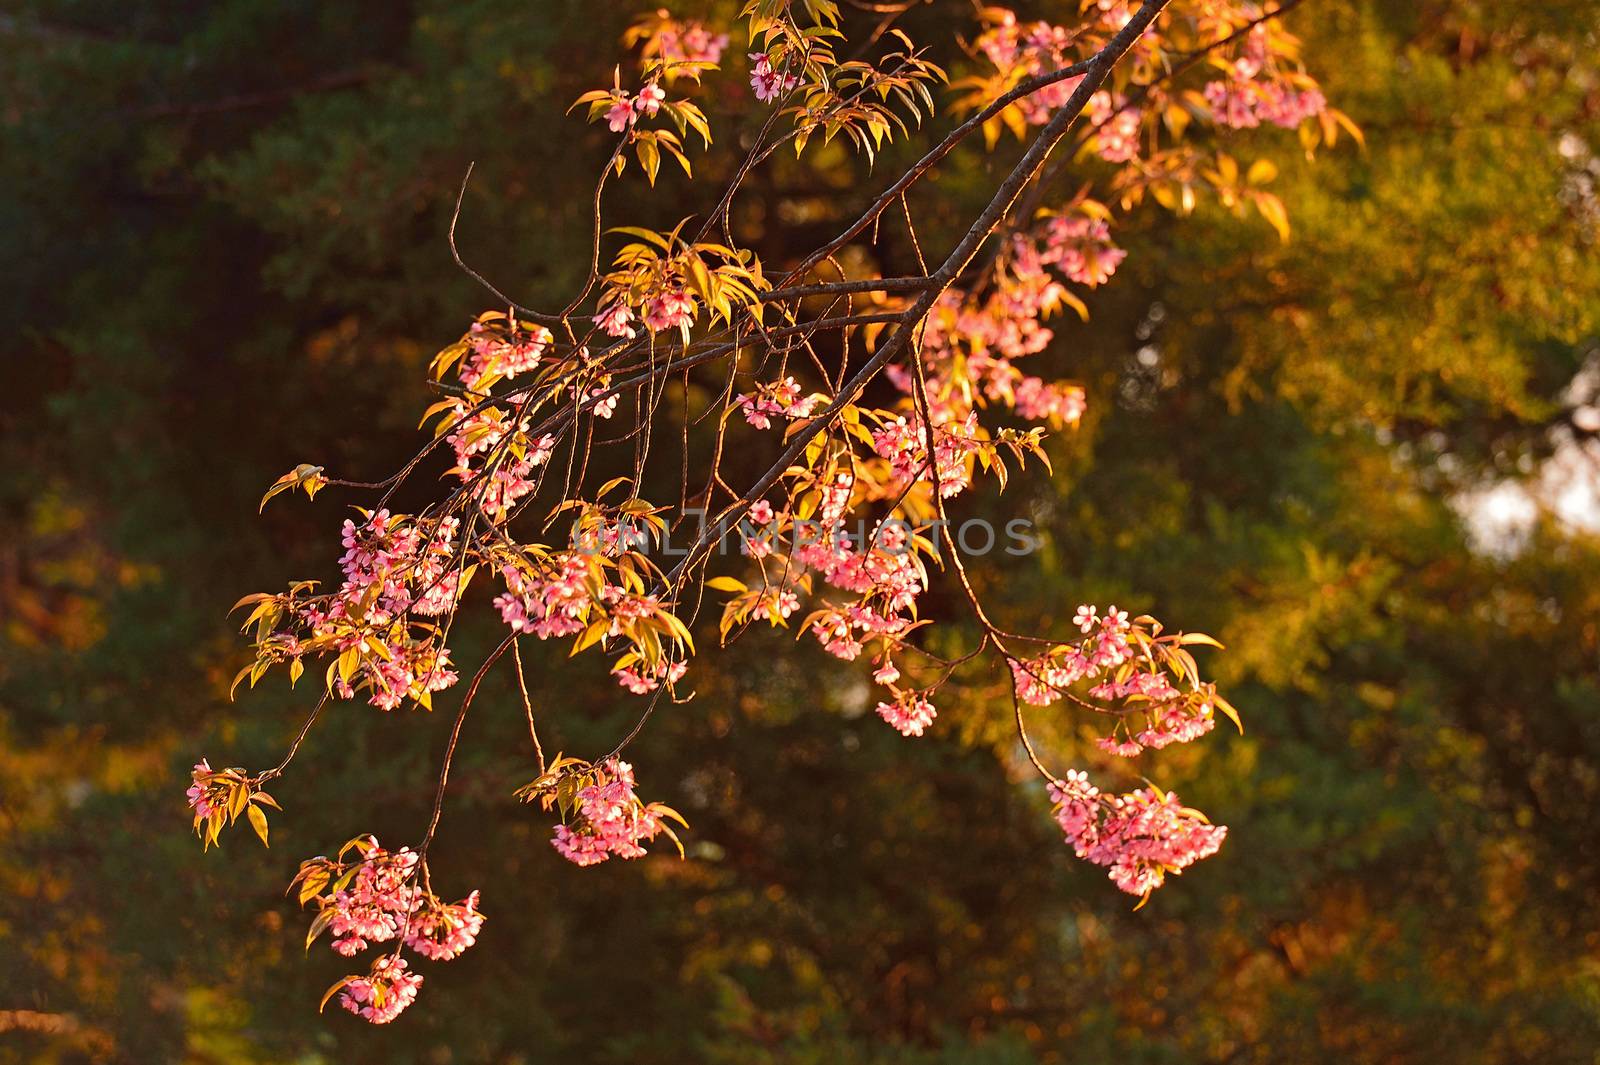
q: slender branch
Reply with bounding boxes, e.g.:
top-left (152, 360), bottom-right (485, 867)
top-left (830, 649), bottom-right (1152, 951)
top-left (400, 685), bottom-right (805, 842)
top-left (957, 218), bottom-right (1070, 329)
top-left (449, 163), bottom-right (569, 328)
top-left (255, 693), bottom-right (331, 784)
top-left (419, 633), bottom-right (516, 855)
top-left (512, 638), bottom-right (546, 773)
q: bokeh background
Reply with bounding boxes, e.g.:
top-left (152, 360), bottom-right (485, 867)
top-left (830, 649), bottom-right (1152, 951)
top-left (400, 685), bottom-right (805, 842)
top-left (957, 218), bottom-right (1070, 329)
top-left (4, 2), bottom-right (1600, 1062)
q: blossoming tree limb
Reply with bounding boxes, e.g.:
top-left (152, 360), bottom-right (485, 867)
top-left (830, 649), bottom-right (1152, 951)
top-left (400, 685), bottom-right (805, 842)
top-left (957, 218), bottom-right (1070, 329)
top-left (192, 0), bottom-right (1349, 1023)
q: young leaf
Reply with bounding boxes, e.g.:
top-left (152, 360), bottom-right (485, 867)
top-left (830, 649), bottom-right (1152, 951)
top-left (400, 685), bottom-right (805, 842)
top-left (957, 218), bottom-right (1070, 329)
top-left (247, 804), bottom-right (270, 847)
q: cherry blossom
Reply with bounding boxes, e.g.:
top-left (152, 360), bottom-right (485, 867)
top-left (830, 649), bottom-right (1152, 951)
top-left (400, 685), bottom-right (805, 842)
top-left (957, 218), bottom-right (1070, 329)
top-left (749, 52), bottom-right (799, 103)
top-left (404, 890), bottom-right (486, 961)
top-left (1037, 215), bottom-right (1127, 288)
top-left (1049, 778), bottom-right (1228, 897)
top-left (338, 955), bottom-right (424, 1025)
top-left (657, 20), bottom-right (729, 65)
top-left (643, 287), bottom-right (697, 332)
top-left (973, 11), bottom-right (1085, 125)
top-left (876, 692), bottom-right (937, 737)
top-left (594, 300), bottom-right (636, 338)
top-left (186, 759), bottom-right (221, 820)
top-left (632, 81), bottom-right (665, 118)
top-left (550, 759), bottom-right (683, 866)
top-left (605, 94), bottom-right (635, 133)
top-left (1089, 91), bottom-right (1141, 162)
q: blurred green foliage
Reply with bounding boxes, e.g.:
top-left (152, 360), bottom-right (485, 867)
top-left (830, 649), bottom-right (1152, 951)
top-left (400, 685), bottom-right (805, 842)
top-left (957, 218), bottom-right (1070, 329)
top-left (2, 2), bottom-right (1598, 1062)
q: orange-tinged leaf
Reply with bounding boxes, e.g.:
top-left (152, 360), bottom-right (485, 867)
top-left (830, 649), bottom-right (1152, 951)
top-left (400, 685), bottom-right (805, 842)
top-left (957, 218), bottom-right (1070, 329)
top-left (1214, 695), bottom-right (1244, 733)
top-left (247, 804), bottom-right (270, 847)
top-left (319, 976), bottom-right (355, 1013)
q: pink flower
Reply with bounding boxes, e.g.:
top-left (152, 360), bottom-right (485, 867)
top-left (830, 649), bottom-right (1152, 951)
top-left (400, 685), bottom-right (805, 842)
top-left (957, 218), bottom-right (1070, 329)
top-left (1038, 216), bottom-right (1126, 289)
top-left (643, 288), bottom-right (696, 333)
top-left (749, 52), bottom-right (798, 103)
top-left (1096, 736), bottom-right (1143, 758)
top-left (1089, 92), bottom-right (1140, 162)
top-left (339, 955), bottom-right (423, 1025)
top-left (972, 12), bottom-right (1081, 125)
top-left (1073, 604), bottom-right (1098, 633)
top-left (612, 657), bottom-right (687, 695)
top-left (1047, 776), bottom-right (1227, 898)
top-left (404, 890), bottom-right (485, 961)
top-left (632, 82), bottom-right (665, 118)
top-left (876, 693), bottom-right (936, 737)
top-left (738, 393), bottom-right (779, 429)
top-left (320, 843), bottom-right (421, 956)
top-left (552, 823), bottom-right (611, 865)
top-left (550, 759), bottom-right (677, 865)
top-left (870, 412), bottom-right (980, 499)
top-left (586, 384), bottom-right (619, 420)
top-left (748, 500), bottom-right (774, 525)
top-left (186, 760), bottom-right (218, 820)
top-left (594, 300), bottom-right (636, 338)
top-left (605, 95), bottom-right (636, 133)
top-left (659, 21), bottom-right (729, 65)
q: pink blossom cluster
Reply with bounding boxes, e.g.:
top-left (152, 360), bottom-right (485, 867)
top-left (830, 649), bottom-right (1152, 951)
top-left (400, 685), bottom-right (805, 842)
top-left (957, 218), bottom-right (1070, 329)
top-left (493, 551), bottom-right (679, 669)
top-left (887, 213), bottom-right (1093, 436)
top-left (551, 759), bottom-right (665, 865)
top-left (798, 526), bottom-right (923, 610)
top-left (323, 844), bottom-right (421, 956)
top-left (494, 554), bottom-right (596, 640)
top-left (1095, 698), bottom-right (1216, 756)
top-left (344, 512), bottom-right (462, 618)
top-left (658, 20), bottom-right (728, 65)
top-left (186, 759), bottom-right (223, 820)
top-left (737, 376), bottom-right (821, 430)
top-left (809, 601), bottom-right (915, 662)
top-left (1049, 774), bottom-right (1228, 896)
top-left (357, 641), bottom-right (459, 711)
top-left (800, 527), bottom-right (928, 658)
top-left (1203, 75), bottom-right (1326, 130)
top-left (478, 449), bottom-right (553, 519)
top-left (404, 890), bottom-right (486, 961)
top-left (1201, 29), bottom-right (1326, 130)
top-left (870, 412), bottom-right (981, 499)
top-left (460, 320), bottom-right (551, 388)
top-left (875, 691), bottom-right (937, 737)
top-left (1092, 673), bottom-right (1217, 756)
top-left (974, 11), bottom-right (1083, 125)
top-left (1012, 375), bottom-right (1087, 425)
top-left (1090, 0), bottom-right (1135, 34)
top-left (605, 80), bottom-right (668, 132)
top-left (613, 656), bottom-right (688, 694)
top-left (644, 287), bottom-right (697, 332)
top-left (752, 485), bottom-right (928, 667)
top-left (756, 586), bottom-right (802, 619)
top-left (1010, 605), bottom-right (1220, 757)
top-left (298, 837), bottom-right (485, 1024)
top-left (1036, 215), bottom-right (1127, 288)
top-left (339, 955), bottom-right (423, 1025)
top-left (1008, 604), bottom-right (1135, 706)
top-left (580, 378), bottom-right (620, 420)
top-left (443, 402), bottom-right (556, 519)
top-left (749, 52), bottom-right (799, 103)
top-left (295, 510), bottom-right (464, 709)
top-left (595, 285), bottom-right (699, 338)
top-left (1088, 91), bottom-right (1140, 162)
top-left (594, 298), bottom-right (636, 338)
